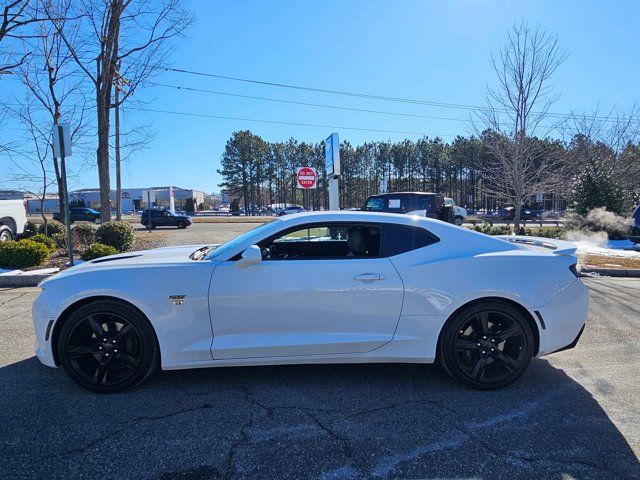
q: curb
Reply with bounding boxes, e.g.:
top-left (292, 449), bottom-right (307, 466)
top-left (579, 268), bottom-right (640, 278)
top-left (0, 274), bottom-right (51, 288)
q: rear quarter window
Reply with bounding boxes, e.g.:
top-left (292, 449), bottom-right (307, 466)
top-left (382, 224), bottom-right (439, 257)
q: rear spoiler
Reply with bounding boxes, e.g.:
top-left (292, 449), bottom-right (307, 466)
top-left (495, 235), bottom-right (577, 256)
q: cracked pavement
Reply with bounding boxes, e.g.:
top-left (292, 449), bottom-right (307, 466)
top-left (0, 278), bottom-right (638, 479)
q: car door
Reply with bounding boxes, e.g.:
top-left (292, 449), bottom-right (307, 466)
top-left (209, 222), bottom-right (404, 359)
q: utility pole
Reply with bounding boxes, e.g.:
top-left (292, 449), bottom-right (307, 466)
top-left (114, 86), bottom-right (121, 220)
top-left (113, 64), bottom-right (129, 221)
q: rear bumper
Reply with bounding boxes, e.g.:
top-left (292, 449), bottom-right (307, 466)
top-left (536, 279), bottom-right (589, 356)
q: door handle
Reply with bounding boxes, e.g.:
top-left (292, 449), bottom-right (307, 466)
top-left (353, 273), bottom-right (385, 282)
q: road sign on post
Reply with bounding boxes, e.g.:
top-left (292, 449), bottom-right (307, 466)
top-left (296, 167), bottom-right (318, 189)
top-left (325, 133), bottom-right (340, 210)
top-left (325, 133), bottom-right (340, 177)
top-left (52, 124), bottom-right (73, 266)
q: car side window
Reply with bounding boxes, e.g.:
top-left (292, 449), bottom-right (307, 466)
top-left (260, 223), bottom-right (382, 260)
top-left (381, 224), bottom-right (439, 257)
top-left (364, 197), bottom-right (385, 211)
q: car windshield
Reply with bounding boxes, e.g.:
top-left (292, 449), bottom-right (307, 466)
top-left (203, 221), bottom-right (275, 260)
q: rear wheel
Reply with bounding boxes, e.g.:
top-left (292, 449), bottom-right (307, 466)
top-left (0, 226), bottom-right (12, 242)
top-left (439, 301), bottom-right (534, 390)
top-left (58, 300), bottom-right (158, 393)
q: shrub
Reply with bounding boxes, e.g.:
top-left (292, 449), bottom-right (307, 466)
top-left (95, 221), bottom-right (134, 252)
top-left (51, 232), bottom-right (68, 250)
top-left (471, 224), bottom-right (512, 236)
top-left (524, 226), bottom-right (566, 239)
top-left (30, 233), bottom-right (56, 252)
top-left (39, 220), bottom-right (65, 237)
top-left (22, 221), bottom-right (38, 238)
top-left (81, 243), bottom-right (118, 261)
top-left (0, 240), bottom-right (50, 269)
top-left (72, 223), bottom-right (96, 249)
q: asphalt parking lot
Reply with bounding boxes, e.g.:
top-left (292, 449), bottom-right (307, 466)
top-left (0, 278), bottom-right (638, 480)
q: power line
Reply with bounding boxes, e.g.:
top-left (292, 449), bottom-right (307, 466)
top-left (149, 81), bottom-right (474, 123)
top-left (164, 66), bottom-right (638, 124)
top-left (128, 106), bottom-right (458, 137)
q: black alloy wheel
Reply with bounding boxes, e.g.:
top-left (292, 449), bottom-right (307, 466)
top-left (439, 301), bottom-right (534, 389)
top-left (177, 221), bottom-right (186, 229)
top-left (58, 300), bottom-right (158, 393)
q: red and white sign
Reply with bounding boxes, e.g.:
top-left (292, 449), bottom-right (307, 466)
top-left (296, 167), bottom-right (317, 189)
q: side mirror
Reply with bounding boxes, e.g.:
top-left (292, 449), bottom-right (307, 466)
top-left (235, 245), bottom-right (262, 268)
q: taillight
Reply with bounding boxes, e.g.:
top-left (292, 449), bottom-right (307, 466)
top-left (569, 263), bottom-right (579, 278)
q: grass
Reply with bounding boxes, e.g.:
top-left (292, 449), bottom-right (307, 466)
top-left (578, 254), bottom-right (640, 270)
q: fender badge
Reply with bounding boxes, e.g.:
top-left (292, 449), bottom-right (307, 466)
top-left (169, 295), bottom-right (186, 305)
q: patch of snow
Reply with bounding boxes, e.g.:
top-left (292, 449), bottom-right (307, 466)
top-left (0, 267), bottom-right (59, 276)
top-left (574, 240), bottom-right (640, 258)
top-left (0, 269), bottom-right (22, 276)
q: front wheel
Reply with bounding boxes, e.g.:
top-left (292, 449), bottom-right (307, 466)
top-left (177, 221), bottom-right (186, 229)
top-left (454, 216), bottom-right (464, 226)
top-left (58, 300), bottom-right (158, 393)
top-left (439, 301), bottom-right (534, 390)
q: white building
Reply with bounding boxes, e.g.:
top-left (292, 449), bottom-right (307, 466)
top-left (70, 186), bottom-right (206, 213)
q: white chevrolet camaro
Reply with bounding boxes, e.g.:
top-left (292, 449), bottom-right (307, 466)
top-left (33, 212), bottom-right (588, 392)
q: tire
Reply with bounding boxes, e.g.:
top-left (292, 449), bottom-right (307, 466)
top-left (454, 216), bottom-right (464, 226)
top-left (177, 221), bottom-right (186, 229)
top-left (438, 300), bottom-right (534, 390)
top-left (0, 226), bottom-right (13, 242)
top-left (58, 299), bottom-right (158, 393)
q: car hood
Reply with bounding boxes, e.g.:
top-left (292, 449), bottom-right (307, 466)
top-left (41, 244), bottom-right (217, 284)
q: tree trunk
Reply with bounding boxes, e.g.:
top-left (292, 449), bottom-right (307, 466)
top-left (97, 93), bottom-right (112, 223)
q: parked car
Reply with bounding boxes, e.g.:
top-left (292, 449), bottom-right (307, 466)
top-left (0, 197), bottom-right (27, 241)
top-left (277, 206), bottom-right (305, 216)
top-left (362, 192), bottom-right (455, 223)
top-left (628, 206), bottom-right (640, 244)
top-left (53, 207), bottom-right (101, 224)
top-left (500, 207), bottom-right (537, 221)
top-left (444, 198), bottom-right (468, 226)
top-left (33, 211), bottom-right (587, 392)
top-left (141, 209), bottom-right (191, 229)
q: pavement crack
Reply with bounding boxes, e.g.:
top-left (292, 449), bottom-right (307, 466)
top-left (311, 415), bottom-right (353, 458)
top-left (223, 411), bottom-right (254, 480)
top-left (0, 291), bottom-right (32, 308)
top-left (52, 403), bottom-right (214, 458)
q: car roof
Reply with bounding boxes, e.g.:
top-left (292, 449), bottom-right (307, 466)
top-left (274, 210), bottom-right (442, 228)
top-left (368, 192), bottom-right (439, 197)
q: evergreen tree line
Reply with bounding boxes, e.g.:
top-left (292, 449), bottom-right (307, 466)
top-left (218, 130), bottom-right (640, 214)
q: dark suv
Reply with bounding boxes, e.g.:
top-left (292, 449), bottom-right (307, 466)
top-left (362, 192), bottom-right (453, 222)
top-left (53, 207), bottom-right (100, 223)
top-left (141, 209), bottom-right (192, 229)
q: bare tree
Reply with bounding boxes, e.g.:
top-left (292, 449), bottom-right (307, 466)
top-left (478, 23), bottom-right (567, 228)
top-left (47, 0), bottom-right (192, 222)
top-left (1, 0), bottom-right (37, 75)
top-left (15, 0), bottom-right (88, 221)
top-left (5, 98), bottom-right (59, 233)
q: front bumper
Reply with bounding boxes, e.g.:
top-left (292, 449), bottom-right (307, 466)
top-left (32, 291), bottom-right (58, 368)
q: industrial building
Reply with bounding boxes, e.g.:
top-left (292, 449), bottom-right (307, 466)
top-left (12, 186), bottom-right (206, 214)
top-left (70, 186), bottom-right (206, 212)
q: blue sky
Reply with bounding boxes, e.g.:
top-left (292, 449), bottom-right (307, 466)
top-left (3, 0), bottom-right (639, 193)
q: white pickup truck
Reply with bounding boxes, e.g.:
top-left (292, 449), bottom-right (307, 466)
top-left (444, 198), bottom-right (468, 226)
top-left (0, 198), bottom-right (27, 241)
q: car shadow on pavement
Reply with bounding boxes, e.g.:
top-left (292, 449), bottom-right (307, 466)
top-left (0, 356), bottom-right (638, 480)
